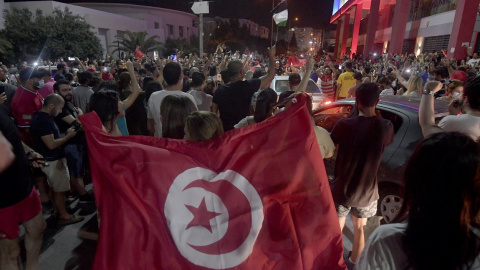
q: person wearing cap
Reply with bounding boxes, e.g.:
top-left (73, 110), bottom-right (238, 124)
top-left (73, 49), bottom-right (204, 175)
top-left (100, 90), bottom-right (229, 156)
top-left (336, 61), bottom-right (355, 100)
top-left (11, 68), bottom-right (44, 147)
top-left (274, 61), bottom-right (283, 76)
top-left (347, 72), bottom-right (363, 98)
top-left (37, 68), bottom-right (55, 98)
top-left (10, 68), bottom-right (52, 208)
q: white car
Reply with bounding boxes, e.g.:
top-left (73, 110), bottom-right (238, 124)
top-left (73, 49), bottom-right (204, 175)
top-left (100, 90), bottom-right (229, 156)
top-left (270, 75), bottom-right (330, 109)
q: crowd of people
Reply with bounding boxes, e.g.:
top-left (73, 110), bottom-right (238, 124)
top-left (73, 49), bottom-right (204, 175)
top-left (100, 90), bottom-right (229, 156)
top-left (0, 42), bottom-right (480, 270)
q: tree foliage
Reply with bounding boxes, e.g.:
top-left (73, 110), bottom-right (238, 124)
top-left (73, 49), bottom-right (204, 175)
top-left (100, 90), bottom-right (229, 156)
top-left (111, 30), bottom-right (163, 56)
top-left (289, 32), bottom-right (298, 53)
top-left (205, 18), bottom-right (270, 56)
top-left (1, 7), bottom-right (103, 63)
top-left (163, 36), bottom-right (199, 57)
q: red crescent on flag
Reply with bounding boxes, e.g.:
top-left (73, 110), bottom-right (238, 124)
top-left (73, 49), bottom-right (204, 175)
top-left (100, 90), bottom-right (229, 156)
top-left (183, 179), bottom-right (253, 255)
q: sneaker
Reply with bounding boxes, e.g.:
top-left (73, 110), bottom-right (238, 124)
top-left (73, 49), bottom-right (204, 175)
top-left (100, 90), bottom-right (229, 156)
top-left (79, 193), bottom-right (95, 203)
top-left (344, 251), bottom-right (355, 270)
top-left (58, 215), bottom-right (84, 226)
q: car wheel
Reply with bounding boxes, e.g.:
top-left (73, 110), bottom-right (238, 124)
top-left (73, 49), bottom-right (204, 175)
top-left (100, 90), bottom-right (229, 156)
top-left (377, 184), bottom-right (404, 224)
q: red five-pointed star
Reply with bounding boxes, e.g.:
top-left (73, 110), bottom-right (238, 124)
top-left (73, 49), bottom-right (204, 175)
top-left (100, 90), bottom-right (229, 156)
top-left (185, 198), bottom-right (221, 233)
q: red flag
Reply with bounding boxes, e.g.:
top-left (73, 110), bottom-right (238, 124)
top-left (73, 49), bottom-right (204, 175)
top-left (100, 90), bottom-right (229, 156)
top-left (79, 95), bottom-right (345, 270)
top-left (135, 46), bottom-right (144, 59)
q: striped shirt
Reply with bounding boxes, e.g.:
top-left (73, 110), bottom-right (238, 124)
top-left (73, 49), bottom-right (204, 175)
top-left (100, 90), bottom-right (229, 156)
top-left (320, 74), bottom-right (335, 99)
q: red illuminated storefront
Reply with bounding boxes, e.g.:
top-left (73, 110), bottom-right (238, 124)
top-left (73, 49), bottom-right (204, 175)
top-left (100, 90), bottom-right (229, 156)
top-left (331, 0), bottom-right (480, 60)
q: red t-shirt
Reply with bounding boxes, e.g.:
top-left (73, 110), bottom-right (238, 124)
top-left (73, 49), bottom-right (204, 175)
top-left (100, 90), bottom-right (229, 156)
top-left (11, 86), bottom-right (44, 146)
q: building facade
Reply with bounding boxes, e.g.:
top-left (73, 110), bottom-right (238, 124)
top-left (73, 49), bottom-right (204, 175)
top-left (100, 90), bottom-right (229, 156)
top-left (287, 27), bottom-right (323, 52)
top-left (331, 0), bottom-right (480, 60)
top-left (2, 1), bottom-right (199, 58)
top-left (203, 17), bottom-right (269, 41)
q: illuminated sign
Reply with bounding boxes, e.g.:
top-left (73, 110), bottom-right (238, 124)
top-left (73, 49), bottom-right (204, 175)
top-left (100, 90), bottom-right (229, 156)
top-left (332, 0), bottom-right (349, 16)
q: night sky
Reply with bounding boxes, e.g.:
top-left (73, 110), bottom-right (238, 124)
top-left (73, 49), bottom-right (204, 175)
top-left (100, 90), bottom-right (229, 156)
top-left (15, 0), bottom-right (334, 29)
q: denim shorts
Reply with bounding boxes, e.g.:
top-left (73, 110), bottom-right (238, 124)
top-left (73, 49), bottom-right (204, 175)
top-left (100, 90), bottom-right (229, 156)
top-left (336, 200), bottom-right (378, 218)
top-left (64, 144), bottom-right (84, 178)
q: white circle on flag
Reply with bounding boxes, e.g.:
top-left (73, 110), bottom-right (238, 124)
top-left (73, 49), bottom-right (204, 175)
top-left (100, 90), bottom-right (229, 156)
top-left (164, 168), bottom-right (264, 269)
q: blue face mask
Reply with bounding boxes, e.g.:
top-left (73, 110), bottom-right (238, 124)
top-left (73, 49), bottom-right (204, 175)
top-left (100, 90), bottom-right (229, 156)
top-left (37, 80), bottom-right (45, 89)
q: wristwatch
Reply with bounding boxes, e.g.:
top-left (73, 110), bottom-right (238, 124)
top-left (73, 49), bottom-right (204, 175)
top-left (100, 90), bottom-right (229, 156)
top-left (422, 89), bottom-right (435, 95)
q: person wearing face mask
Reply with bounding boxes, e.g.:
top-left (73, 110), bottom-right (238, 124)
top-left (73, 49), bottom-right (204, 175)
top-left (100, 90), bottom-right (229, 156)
top-left (11, 68), bottom-right (44, 148)
top-left (10, 68), bottom-right (55, 216)
top-left (37, 68), bottom-right (55, 98)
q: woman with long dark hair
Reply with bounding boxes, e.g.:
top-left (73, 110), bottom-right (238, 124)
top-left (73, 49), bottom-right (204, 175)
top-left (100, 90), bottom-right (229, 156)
top-left (234, 88), bottom-right (277, 128)
top-left (357, 132), bottom-right (480, 269)
top-left (88, 89), bottom-right (123, 136)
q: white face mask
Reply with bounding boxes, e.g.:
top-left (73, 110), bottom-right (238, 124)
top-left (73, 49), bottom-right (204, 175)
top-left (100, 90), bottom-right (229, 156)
top-left (37, 79), bottom-right (45, 89)
top-left (452, 92), bottom-right (462, 99)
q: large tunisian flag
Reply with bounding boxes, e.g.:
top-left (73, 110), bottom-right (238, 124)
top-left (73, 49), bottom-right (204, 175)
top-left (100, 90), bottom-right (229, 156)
top-left (79, 95), bottom-right (345, 270)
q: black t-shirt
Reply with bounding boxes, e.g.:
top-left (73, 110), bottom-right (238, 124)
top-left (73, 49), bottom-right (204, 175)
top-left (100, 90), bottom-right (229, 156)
top-left (30, 111), bottom-right (64, 161)
top-left (120, 91), bottom-right (148, 135)
top-left (330, 116), bottom-right (394, 207)
top-left (213, 79), bottom-right (261, 131)
top-left (55, 100), bottom-right (81, 145)
top-left (0, 110), bottom-right (34, 208)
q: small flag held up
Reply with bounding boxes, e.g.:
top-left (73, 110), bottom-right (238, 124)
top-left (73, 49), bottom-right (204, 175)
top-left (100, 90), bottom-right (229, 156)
top-left (272, 0), bottom-right (288, 27)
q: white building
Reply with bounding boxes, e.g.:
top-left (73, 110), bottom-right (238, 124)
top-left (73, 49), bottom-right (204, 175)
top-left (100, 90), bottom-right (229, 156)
top-left (2, 1), bottom-right (198, 58)
top-left (287, 27), bottom-right (322, 51)
top-left (287, 27), bottom-right (323, 51)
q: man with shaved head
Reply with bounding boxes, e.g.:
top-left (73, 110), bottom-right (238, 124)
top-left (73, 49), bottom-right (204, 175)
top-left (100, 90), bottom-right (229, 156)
top-left (30, 94), bottom-right (84, 226)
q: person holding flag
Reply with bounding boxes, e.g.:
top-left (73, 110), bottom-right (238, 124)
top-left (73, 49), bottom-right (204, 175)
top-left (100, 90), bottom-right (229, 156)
top-left (79, 90), bottom-right (346, 269)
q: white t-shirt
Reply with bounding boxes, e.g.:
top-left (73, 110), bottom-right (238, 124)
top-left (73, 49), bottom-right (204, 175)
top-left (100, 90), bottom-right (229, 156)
top-left (380, 88), bottom-right (395, 96)
top-left (438, 114), bottom-right (480, 141)
top-left (357, 222), bottom-right (480, 270)
top-left (467, 58), bottom-right (480, 67)
top-left (147, 90), bottom-right (197, 137)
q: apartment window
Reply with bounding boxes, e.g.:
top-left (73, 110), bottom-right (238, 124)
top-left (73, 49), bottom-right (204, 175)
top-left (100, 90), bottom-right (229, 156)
top-left (167, 24), bottom-right (174, 36)
top-left (179, 26), bottom-right (184, 38)
top-left (187, 27), bottom-right (190, 36)
top-left (154, 22), bottom-right (160, 29)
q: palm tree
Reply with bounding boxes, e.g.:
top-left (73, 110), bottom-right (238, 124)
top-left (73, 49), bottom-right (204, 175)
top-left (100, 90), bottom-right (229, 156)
top-left (0, 38), bottom-right (13, 55)
top-left (110, 31), bottom-right (163, 56)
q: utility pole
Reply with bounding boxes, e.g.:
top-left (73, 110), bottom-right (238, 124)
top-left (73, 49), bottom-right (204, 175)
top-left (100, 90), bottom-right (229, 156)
top-left (199, 3), bottom-right (203, 56)
top-left (191, 1), bottom-right (210, 56)
top-left (270, 0), bottom-right (274, 47)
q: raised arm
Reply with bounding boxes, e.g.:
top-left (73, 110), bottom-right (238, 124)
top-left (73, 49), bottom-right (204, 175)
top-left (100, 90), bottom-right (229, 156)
top-left (296, 58), bottom-right (315, 93)
top-left (392, 67), bottom-right (408, 88)
top-left (75, 57), bottom-right (86, 71)
top-left (259, 45), bottom-right (276, 89)
top-left (122, 61), bottom-right (141, 110)
top-left (419, 81), bottom-right (444, 137)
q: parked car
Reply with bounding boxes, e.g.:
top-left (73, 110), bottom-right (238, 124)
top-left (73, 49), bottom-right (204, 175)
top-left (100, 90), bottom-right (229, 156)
top-left (270, 75), bottom-right (330, 109)
top-left (312, 95), bottom-right (449, 223)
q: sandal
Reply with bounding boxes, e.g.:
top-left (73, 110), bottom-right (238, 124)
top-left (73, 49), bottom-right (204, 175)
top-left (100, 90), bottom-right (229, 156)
top-left (58, 215), bottom-right (84, 226)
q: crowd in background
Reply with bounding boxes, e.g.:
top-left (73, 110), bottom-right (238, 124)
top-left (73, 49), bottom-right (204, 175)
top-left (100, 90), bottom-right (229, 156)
top-left (1, 42), bottom-right (480, 270)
